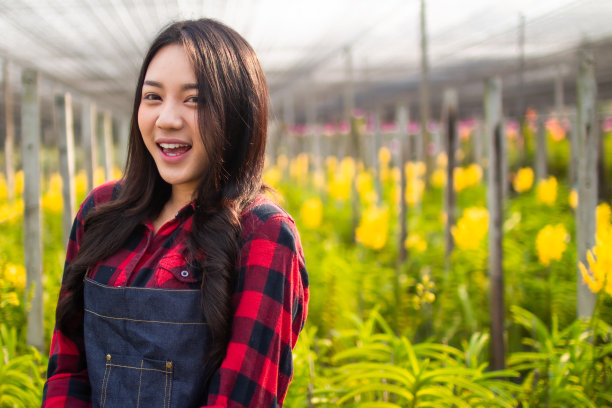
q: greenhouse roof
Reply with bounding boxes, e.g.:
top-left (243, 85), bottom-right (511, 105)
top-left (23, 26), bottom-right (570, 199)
top-left (1, 0), bottom-right (611, 120)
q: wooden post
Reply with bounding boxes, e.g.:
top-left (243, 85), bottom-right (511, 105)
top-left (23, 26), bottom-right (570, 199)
top-left (373, 109), bottom-right (383, 202)
top-left (474, 119), bottom-right (484, 167)
top-left (307, 91), bottom-right (321, 175)
top-left (266, 120), bottom-right (278, 165)
top-left (555, 67), bottom-right (565, 117)
top-left (102, 111), bottom-right (114, 181)
top-left (597, 112), bottom-right (607, 201)
top-left (576, 50), bottom-right (598, 318)
top-left (81, 102), bottom-right (97, 191)
top-left (119, 118), bottom-right (129, 171)
top-left (396, 105), bottom-right (409, 334)
top-left (419, 0), bottom-right (431, 183)
top-left (344, 46), bottom-right (360, 241)
top-left (3, 61), bottom-right (16, 201)
top-left (485, 76), bottom-right (505, 370)
top-left (567, 108), bottom-right (578, 187)
top-left (283, 93), bottom-right (295, 161)
top-left (442, 89), bottom-right (458, 267)
top-left (535, 116), bottom-right (548, 181)
top-left (55, 93), bottom-right (76, 245)
top-left (517, 14), bottom-right (526, 164)
top-left (397, 105), bottom-right (409, 265)
top-left (21, 68), bottom-right (44, 352)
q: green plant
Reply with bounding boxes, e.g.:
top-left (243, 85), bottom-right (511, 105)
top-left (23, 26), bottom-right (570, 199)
top-left (0, 324), bottom-right (46, 408)
top-left (508, 306), bottom-right (612, 407)
top-left (324, 311), bottom-right (519, 407)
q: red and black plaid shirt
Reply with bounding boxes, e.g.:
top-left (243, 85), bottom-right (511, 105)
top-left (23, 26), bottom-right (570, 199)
top-left (42, 181), bottom-right (309, 407)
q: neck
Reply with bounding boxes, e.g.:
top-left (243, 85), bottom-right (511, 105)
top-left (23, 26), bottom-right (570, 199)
top-left (169, 184), bottom-right (196, 209)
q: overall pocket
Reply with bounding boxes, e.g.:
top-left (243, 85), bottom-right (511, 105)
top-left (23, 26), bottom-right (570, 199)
top-left (98, 354), bottom-right (173, 408)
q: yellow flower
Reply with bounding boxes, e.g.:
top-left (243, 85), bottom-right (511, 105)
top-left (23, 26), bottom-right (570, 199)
top-left (42, 173), bottom-right (63, 213)
top-left (112, 166), bottom-right (123, 180)
top-left (339, 157), bottom-right (356, 180)
top-left (325, 156), bottom-right (338, 176)
top-left (413, 273), bottom-right (436, 309)
top-left (513, 167), bottom-right (534, 193)
top-left (403, 161), bottom-right (425, 206)
top-left (355, 205), bottom-right (389, 250)
top-left (0, 199), bottom-right (24, 223)
top-left (390, 167), bottom-right (401, 183)
top-left (405, 233), bottom-right (427, 253)
top-left (313, 170), bottom-right (326, 191)
top-left (2, 263), bottom-right (26, 290)
top-left (15, 170), bottom-right (24, 196)
top-left (454, 164), bottom-right (482, 192)
top-left (579, 210), bottom-right (612, 295)
top-left (3, 291), bottom-right (20, 307)
top-left (277, 154), bottom-right (288, 171)
top-left (263, 166), bottom-right (282, 188)
top-left (356, 171), bottom-right (374, 200)
top-left (405, 161), bottom-right (426, 179)
top-left (0, 173), bottom-right (7, 201)
top-left (452, 207), bottom-right (489, 250)
top-left (300, 197), bottom-right (323, 229)
top-left (537, 176), bottom-right (558, 205)
top-left (405, 179), bottom-right (425, 207)
top-left (289, 154), bottom-right (309, 185)
top-left (430, 168), bottom-right (446, 189)
top-left (74, 170), bottom-right (88, 199)
top-left (328, 177), bottom-right (351, 202)
top-left (378, 146), bottom-right (391, 166)
top-left (569, 189), bottom-right (578, 210)
top-left (536, 224), bottom-right (568, 266)
top-left (597, 203), bottom-right (611, 232)
top-left (436, 152), bottom-right (448, 168)
top-left (94, 167), bottom-right (106, 187)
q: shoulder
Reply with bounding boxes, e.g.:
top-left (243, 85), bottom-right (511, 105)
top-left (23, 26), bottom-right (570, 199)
top-left (239, 194), bottom-right (305, 259)
top-left (79, 180), bottom-right (122, 219)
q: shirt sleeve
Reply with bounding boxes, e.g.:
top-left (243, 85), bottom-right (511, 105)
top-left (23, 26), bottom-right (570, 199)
top-left (42, 187), bottom-right (104, 408)
top-left (204, 213), bottom-right (309, 407)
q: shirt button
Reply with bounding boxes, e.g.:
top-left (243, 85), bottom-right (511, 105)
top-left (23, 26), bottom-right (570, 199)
top-left (180, 270), bottom-right (189, 278)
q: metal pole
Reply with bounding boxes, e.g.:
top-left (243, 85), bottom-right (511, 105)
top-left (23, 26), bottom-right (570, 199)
top-left (535, 116), bottom-right (548, 181)
top-left (21, 68), bottom-right (44, 352)
top-left (576, 49), bottom-right (598, 318)
top-left (442, 89), bottom-right (458, 267)
top-left (56, 92), bottom-right (76, 245)
top-left (3, 60), bottom-right (16, 201)
top-left (485, 76), bottom-right (505, 370)
top-left (419, 0), bottom-right (431, 182)
top-left (102, 111), bottom-right (114, 181)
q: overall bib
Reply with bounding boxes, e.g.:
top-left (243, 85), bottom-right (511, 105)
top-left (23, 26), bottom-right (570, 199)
top-left (83, 277), bottom-right (210, 407)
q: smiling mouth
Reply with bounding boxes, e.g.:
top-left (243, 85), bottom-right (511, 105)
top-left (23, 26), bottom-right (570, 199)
top-left (158, 143), bottom-right (191, 157)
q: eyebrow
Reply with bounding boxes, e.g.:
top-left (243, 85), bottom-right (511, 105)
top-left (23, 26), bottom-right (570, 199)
top-left (143, 80), bottom-right (198, 90)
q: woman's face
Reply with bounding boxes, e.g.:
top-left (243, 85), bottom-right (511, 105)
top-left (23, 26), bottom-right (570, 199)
top-left (138, 44), bottom-right (207, 197)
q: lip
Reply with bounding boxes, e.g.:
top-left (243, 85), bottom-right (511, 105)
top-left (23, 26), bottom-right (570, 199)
top-left (155, 137), bottom-right (192, 163)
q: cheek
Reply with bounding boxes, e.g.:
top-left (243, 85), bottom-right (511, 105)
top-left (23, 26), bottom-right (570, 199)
top-left (137, 106), bottom-right (153, 136)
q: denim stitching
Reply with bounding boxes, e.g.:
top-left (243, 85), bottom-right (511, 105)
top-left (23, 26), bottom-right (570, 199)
top-left (86, 277), bottom-right (199, 292)
top-left (136, 359), bottom-right (143, 408)
top-left (85, 309), bottom-right (206, 325)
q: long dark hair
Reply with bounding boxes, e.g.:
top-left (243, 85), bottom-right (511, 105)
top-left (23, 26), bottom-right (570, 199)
top-left (56, 18), bottom-right (269, 385)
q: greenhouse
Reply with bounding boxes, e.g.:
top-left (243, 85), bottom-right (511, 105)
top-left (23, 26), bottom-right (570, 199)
top-left (1, 0), bottom-right (612, 406)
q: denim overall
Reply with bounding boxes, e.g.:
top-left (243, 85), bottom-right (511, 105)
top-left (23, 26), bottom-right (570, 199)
top-left (83, 277), bottom-right (210, 407)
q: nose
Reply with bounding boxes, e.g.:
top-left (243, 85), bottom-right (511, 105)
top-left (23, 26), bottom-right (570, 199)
top-left (155, 101), bottom-right (183, 130)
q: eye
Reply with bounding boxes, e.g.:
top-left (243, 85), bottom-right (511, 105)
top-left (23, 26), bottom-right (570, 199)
top-left (143, 93), bottom-right (161, 101)
top-left (185, 96), bottom-right (199, 104)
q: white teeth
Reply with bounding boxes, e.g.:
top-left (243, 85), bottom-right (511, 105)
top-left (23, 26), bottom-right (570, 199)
top-left (159, 143), bottom-right (189, 149)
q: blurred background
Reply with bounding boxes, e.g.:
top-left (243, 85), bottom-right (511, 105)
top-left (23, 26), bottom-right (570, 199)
top-left (1, 1), bottom-right (612, 406)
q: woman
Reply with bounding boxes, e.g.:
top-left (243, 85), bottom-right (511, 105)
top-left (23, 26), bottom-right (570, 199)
top-left (43, 19), bottom-right (308, 407)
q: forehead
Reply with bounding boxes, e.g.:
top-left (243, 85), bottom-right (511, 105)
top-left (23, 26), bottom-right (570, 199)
top-left (144, 44), bottom-right (196, 82)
